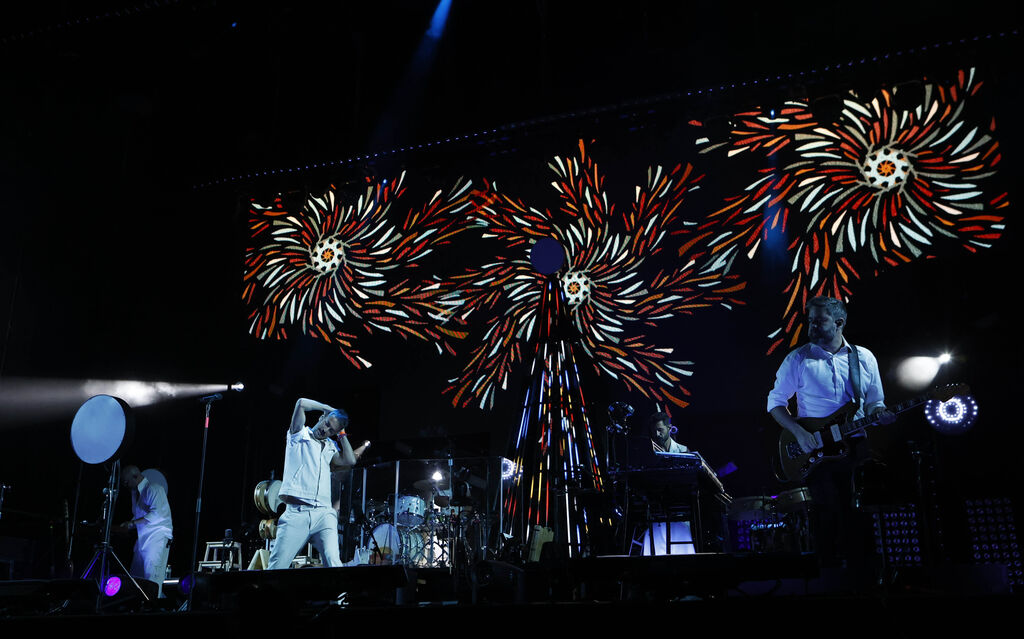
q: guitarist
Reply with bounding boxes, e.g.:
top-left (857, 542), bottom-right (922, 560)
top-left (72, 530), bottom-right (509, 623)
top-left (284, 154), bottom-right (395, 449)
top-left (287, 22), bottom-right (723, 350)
top-left (767, 296), bottom-right (895, 589)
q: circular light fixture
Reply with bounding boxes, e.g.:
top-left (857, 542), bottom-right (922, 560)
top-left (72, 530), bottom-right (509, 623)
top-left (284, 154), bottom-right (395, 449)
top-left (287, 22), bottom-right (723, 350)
top-left (501, 457), bottom-right (518, 481)
top-left (924, 394), bottom-right (978, 435)
top-left (103, 575), bottom-right (122, 597)
top-left (70, 395), bottom-right (134, 464)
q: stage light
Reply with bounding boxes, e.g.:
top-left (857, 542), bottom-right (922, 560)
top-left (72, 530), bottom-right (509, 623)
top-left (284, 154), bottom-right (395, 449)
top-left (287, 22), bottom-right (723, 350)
top-left (966, 498), bottom-right (1022, 589)
top-left (925, 394), bottom-right (979, 434)
top-left (70, 395), bottom-right (133, 464)
top-left (501, 457), bottom-right (518, 481)
top-left (872, 506), bottom-right (923, 567)
top-left (431, 470), bottom-right (444, 482)
top-left (896, 352), bottom-right (953, 391)
top-left (427, 0), bottom-right (452, 39)
top-left (0, 378), bottom-right (245, 424)
top-left (103, 576), bottom-right (122, 597)
top-left (896, 356), bottom-right (941, 391)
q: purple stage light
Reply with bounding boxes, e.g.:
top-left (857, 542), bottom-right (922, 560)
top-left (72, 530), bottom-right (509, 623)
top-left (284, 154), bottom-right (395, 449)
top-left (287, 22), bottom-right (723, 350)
top-left (104, 575), bottom-right (121, 597)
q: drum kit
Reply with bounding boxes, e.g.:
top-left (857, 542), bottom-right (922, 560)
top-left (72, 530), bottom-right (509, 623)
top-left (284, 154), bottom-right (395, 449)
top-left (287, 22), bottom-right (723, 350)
top-left (727, 487), bottom-right (814, 554)
top-left (250, 470), bottom-right (491, 570)
top-left (359, 477), bottom-right (486, 570)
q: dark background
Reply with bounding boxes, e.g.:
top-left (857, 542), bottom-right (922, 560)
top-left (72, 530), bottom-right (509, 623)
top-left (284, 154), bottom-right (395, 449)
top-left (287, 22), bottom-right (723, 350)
top-left (1, 1), bottom-right (1021, 578)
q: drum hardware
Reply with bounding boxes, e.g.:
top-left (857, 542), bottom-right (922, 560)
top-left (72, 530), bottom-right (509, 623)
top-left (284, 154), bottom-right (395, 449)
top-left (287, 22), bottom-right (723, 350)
top-left (727, 490), bottom-right (814, 554)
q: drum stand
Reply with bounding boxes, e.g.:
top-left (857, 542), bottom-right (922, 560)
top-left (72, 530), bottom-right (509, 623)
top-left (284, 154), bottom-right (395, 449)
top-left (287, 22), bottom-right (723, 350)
top-left (81, 460), bottom-right (150, 610)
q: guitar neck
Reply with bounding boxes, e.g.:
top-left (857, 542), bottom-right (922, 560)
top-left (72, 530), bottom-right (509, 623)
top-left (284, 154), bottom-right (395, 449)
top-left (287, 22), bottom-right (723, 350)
top-left (839, 393), bottom-right (930, 438)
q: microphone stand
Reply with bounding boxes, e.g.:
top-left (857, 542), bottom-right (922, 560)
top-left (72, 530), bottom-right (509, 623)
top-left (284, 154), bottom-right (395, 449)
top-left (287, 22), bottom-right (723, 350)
top-left (186, 393), bottom-right (222, 610)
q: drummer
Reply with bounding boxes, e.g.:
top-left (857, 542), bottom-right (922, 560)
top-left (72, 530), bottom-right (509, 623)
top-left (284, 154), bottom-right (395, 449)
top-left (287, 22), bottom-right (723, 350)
top-left (268, 398), bottom-right (361, 570)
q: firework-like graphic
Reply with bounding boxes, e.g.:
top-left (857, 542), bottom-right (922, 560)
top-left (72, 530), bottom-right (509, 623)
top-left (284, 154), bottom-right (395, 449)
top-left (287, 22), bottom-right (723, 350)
top-left (443, 140), bottom-right (746, 409)
top-left (503, 278), bottom-right (607, 558)
top-left (694, 68), bottom-right (1008, 353)
top-left (243, 174), bottom-right (476, 368)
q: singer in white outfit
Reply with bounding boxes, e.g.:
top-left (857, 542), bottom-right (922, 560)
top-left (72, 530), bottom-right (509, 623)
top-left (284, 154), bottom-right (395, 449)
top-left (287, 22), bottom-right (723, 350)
top-left (268, 398), bottom-right (358, 569)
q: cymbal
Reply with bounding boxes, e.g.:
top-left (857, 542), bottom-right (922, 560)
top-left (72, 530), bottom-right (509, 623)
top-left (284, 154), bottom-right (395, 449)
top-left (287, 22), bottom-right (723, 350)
top-left (413, 478), bottom-right (450, 491)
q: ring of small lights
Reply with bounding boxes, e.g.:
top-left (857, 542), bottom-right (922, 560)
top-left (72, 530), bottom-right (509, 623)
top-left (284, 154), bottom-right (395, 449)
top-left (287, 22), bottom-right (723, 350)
top-left (501, 457), bottom-right (519, 481)
top-left (924, 395), bottom-right (978, 435)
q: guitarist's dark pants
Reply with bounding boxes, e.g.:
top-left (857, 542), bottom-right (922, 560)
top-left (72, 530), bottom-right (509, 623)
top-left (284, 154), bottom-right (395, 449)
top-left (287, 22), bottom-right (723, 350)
top-left (806, 437), bottom-right (875, 590)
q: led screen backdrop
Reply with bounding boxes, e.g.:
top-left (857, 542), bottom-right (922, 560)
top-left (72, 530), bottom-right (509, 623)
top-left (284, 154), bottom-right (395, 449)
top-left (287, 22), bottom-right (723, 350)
top-left (241, 61), bottom-right (1013, 523)
top-left (244, 65), bottom-right (1008, 410)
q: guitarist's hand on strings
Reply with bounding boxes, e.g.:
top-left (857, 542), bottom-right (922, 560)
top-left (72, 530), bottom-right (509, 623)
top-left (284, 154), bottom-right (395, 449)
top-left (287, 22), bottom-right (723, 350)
top-left (790, 426), bottom-right (821, 454)
top-left (770, 407), bottom-right (821, 454)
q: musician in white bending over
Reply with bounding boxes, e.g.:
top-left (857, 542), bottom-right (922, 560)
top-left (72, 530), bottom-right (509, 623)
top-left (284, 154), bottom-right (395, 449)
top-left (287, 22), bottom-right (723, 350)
top-left (649, 412), bottom-right (688, 453)
top-left (119, 465), bottom-right (173, 597)
top-left (268, 398), bottom-right (358, 569)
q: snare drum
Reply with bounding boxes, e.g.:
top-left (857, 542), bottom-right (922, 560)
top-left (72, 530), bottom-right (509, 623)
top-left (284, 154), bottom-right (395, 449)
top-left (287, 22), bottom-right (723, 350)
top-left (728, 495), bottom-right (773, 521)
top-left (254, 479), bottom-right (284, 518)
top-left (396, 494), bottom-right (425, 526)
top-left (775, 487), bottom-right (812, 513)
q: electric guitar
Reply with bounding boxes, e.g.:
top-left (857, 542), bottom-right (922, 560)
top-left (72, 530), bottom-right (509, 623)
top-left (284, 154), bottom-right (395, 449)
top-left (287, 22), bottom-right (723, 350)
top-left (775, 383), bottom-right (968, 483)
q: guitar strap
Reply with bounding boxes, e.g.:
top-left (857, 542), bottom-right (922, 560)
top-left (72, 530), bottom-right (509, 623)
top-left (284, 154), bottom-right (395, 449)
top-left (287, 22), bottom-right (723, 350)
top-left (847, 341), bottom-right (864, 407)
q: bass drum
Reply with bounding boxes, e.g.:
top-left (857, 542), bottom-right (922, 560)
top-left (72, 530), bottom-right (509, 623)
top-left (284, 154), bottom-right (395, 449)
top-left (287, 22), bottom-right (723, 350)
top-left (254, 479), bottom-right (284, 518)
top-left (368, 524), bottom-right (401, 565)
top-left (368, 524), bottom-right (430, 567)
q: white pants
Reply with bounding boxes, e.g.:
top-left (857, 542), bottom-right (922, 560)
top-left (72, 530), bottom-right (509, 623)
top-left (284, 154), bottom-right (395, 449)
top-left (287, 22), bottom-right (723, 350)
top-left (268, 503), bottom-right (341, 569)
top-left (131, 533), bottom-right (171, 596)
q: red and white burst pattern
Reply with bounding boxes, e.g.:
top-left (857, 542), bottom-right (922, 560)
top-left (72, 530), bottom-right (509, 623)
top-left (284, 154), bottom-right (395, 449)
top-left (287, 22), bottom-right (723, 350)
top-left (243, 174), bottom-right (475, 368)
top-left (695, 68), bottom-right (1008, 353)
top-left (443, 140), bottom-right (746, 409)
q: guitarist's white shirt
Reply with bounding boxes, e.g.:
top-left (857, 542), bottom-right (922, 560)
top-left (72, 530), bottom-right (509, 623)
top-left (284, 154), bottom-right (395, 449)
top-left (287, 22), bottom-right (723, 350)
top-left (767, 338), bottom-right (886, 422)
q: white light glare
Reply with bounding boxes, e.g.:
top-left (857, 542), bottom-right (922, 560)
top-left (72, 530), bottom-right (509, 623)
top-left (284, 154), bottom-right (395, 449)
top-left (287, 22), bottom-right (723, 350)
top-left (896, 357), bottom-right (941, 391)
top-left (431, 470), bottom-right (444, 481)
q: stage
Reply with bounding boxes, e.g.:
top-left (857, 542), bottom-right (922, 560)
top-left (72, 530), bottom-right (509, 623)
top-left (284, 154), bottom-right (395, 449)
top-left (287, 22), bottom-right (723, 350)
top-left (2, 554), bottom-right (1018, 635)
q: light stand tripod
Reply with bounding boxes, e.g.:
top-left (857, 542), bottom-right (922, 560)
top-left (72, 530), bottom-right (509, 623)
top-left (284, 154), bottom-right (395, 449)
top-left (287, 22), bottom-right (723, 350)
top-left (81, 459), bottom-right (149, 610)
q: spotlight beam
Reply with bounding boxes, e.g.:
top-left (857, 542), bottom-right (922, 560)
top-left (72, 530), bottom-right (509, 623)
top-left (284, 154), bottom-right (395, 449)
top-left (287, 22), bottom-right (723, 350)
top-left (0, 378), bottom-right (244, 425)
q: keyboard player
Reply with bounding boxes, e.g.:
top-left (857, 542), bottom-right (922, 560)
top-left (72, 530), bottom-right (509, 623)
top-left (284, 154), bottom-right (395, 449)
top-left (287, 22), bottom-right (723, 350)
top-left (649, 412), bottom-right (688, 453)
